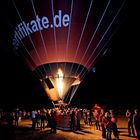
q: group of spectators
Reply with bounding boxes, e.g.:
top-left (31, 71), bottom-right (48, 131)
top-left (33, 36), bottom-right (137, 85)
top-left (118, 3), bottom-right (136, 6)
top-left (126, 108), bottom-right (140, 139)
top-left (31, 107), bottom-right (82, 132)
top-left (83, 107), bottom-right (119, 140)
top-left (31, 108), bottom-right (57, 133)
top-left (0, 105), bottom-right (140, 140)
top-left (82, 105), bottom-right (140, 140)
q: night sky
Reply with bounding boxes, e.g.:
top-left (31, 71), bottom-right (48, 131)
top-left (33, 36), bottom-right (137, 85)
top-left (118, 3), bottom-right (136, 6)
top-left (0, 0), bottom-right (139, 110)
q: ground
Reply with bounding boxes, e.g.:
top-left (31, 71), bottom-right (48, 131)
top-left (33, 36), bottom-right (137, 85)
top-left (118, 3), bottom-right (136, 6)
top-left (0, 115), bottom-right (138, 140)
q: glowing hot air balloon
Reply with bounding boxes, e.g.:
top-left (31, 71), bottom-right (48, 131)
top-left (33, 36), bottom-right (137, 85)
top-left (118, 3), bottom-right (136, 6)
top-left (11, 0), bottom-right (126, 105)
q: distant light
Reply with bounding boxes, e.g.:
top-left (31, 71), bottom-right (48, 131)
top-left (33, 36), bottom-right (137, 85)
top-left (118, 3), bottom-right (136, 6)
top-left (102, 48), bottom-right (108, 56)
top-left (92, 67), bottom-right (96, 73)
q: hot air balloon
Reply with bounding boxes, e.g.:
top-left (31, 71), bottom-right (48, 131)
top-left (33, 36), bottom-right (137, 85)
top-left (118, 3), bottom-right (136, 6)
top-left (11, 0), bottom-right (125, 105)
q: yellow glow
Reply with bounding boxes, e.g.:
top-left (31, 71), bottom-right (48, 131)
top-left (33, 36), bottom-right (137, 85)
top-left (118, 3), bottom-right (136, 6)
top-left (56, 68), bottom-right (64, 99)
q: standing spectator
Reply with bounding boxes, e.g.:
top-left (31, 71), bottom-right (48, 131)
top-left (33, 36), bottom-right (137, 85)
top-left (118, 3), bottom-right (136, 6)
top-left (31, 110), bottom-right (37, 129)
top-left (76, 109), bottom-right (81, 130)
top-left (50, 109), bottom-right (57, 133)
top-left (7, 111), bottom-right (14, 128)
top-left (94, 110), bottom-right (100, 130)
top-left (36, 110), bottom-right (41, 128)
top-left (126, 109), bottom-right (135, 136)
top-left (40, 108), bottom-right (46, 130)
top-left (46, 109), bottom-right (52, 128)
top-left (105, 112), bottom-right (113, 140)
top-left (109, 109), bottom-right (119, 139)
top-left (111, 114), bottom-right (119, 140)
top-left (87, 109), bottom-right (93, 126)
top-left (14, 108), bottom-right (19, 127)
top-left (133, 109), bottom-right (140, 139)
top-left (70, 109), bottom-right (75, 130)
top-left (83, 109), bottom-right (88, 125)
top-left (100, 109), bottom-right (106, 139)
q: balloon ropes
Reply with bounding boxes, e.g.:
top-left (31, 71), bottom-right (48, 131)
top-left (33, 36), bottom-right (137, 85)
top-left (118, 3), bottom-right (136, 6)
top-left (11, 0), bottom-right (126, 106)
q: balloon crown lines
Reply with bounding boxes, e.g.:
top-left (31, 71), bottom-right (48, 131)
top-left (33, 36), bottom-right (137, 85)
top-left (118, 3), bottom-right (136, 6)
top-left (13, 10), bottom-right (70, 48)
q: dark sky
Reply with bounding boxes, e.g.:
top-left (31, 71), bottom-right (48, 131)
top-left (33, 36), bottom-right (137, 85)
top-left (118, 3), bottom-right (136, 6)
top-left (0, 0), bottom-right (139, 110)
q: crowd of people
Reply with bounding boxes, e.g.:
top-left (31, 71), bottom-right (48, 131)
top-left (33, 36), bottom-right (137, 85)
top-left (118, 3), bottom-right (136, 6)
top-left (0, 104), bottom-right (140, 140)
top-left (82, 106), bottom-right (119, 140)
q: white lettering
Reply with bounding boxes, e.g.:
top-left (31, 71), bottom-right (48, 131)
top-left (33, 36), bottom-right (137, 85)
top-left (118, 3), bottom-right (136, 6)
top-left (31, 20), bottom-right (39, 32)
top-left (42, 17), bottom-right (49, 29)
top-left (54, 10), bottom-right (62, 27)
top-left (13, 10), bottom-right (70, 48)
top-left (63, 14), bottom-right (69, 27)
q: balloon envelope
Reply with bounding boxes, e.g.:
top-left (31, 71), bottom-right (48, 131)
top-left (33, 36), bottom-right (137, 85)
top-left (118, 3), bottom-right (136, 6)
top-left (11, 0), bottom-right (125, 103)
